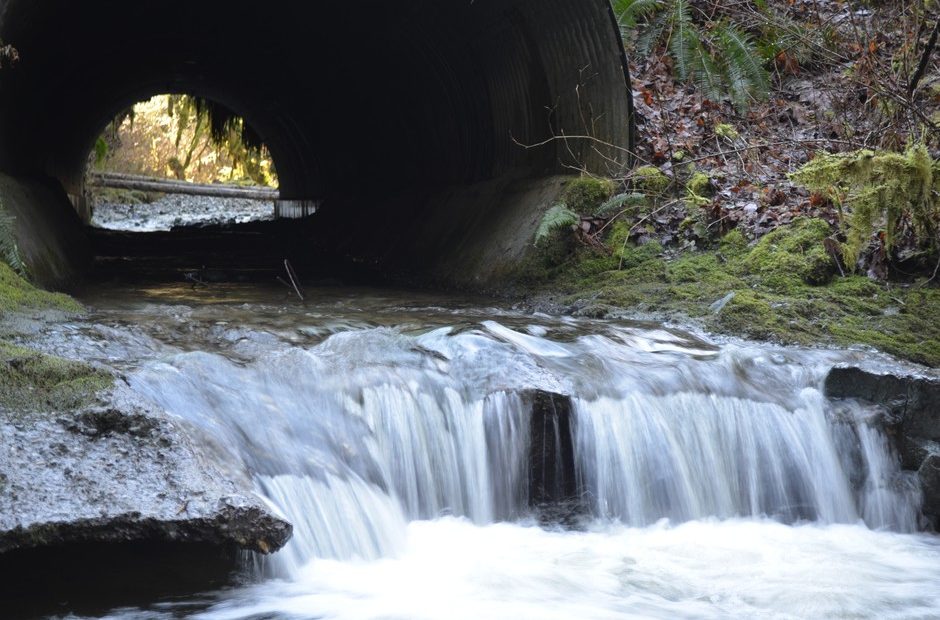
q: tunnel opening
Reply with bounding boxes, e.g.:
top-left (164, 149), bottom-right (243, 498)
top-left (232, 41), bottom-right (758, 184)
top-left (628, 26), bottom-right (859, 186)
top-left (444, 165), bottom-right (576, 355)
top-left (87, 93), bottom-right (281, 231)
top-left (0, 0), bottom-right (634, 290)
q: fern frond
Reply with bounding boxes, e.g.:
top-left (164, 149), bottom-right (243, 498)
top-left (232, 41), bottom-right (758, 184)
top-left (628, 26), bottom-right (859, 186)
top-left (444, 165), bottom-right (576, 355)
top-left (688, 37), bottom-right (723, 101)
top-left (0, 201), bottom-right (25, 275)
top-left (637, 11), bottom-right (669, 57)
top-left (595, 193), bottom-right (647, 217)
top-left (613, 0), bottom-right (661, 29)
top-left (667, 0), bottom-right (695, 81)
top-left (535, 203), bottom-right (579, 246)
top-left (715, 22), bottom-right (770, 112)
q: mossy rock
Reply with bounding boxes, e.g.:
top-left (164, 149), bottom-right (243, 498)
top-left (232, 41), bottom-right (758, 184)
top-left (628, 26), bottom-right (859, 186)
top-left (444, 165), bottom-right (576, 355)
top-left (667, 253), bottom-right (740, 288)
top-left (686, 172), bottom-right (714, 207)
top-left (789, 144), bottom-right (940, 266)
top-left (714, 124), bottom-right (740, 140)
top-left (615, 240), bottom-right (663, 272)
top-left (0, 341), bottom-right (112, 412)
top-left (746, 218), bottom-right (835, 286)
top-left (523, 213), bottom-right (940, 367)
top-left (562, 177), bottom-right (615, 214)
top-left (633, 166), bottom-right (671, 195)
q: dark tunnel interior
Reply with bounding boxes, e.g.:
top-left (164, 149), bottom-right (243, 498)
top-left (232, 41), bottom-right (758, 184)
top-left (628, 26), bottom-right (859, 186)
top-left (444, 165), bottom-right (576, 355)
top-left (0, 0), bottom-right (633, 286)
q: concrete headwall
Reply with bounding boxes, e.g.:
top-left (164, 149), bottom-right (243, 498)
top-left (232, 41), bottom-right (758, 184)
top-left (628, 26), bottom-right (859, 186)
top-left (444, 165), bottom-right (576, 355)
top-left (0, 174), bottom-right (89, 290)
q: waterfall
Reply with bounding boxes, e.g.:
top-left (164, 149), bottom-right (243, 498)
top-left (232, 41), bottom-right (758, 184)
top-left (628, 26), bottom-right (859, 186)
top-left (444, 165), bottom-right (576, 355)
top-left (573, 390), bottom-right (919, 530)
top-left (127, 322), bottom-right (924, 579)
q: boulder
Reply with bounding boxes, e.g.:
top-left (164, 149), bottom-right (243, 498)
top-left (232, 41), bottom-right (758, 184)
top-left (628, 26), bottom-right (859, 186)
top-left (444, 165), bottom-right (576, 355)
top-left (825, 364), bottom-right (940, 529)
top-left (522, 390), bottom-right (578, 509)
top-left (920, 447), bottom-right (940, 521)
top-left (0, 382), bottom-right (292, 555)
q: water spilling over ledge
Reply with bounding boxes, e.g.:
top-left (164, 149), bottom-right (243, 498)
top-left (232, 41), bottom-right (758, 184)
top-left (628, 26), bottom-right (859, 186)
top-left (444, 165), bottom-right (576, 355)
top-left (4, 287), bottom-right (940, 618)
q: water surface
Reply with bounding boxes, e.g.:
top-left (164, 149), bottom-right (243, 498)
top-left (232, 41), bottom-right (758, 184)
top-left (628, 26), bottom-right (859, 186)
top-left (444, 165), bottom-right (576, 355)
top-left (40, 284), bottom-right (940, 620)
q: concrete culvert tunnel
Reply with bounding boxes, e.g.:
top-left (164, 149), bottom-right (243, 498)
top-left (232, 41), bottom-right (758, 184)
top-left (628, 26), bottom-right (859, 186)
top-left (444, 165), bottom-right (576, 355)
top-left (0, 0), bottom-right (634, 288)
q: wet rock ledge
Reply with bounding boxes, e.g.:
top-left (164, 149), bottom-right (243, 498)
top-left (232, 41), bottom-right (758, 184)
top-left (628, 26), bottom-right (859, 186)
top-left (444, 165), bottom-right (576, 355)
top-left (825, 364), bottom-right (940, 529)
top-left (0, 382), bottom-right (292, 556)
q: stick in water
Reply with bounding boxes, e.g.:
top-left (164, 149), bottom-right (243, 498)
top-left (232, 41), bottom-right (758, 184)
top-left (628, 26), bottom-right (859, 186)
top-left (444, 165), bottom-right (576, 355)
top-left (284, 259), bottom-right (305, 301)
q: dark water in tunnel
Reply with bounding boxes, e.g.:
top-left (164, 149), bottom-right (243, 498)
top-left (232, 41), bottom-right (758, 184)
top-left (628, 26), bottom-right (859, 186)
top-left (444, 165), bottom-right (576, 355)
top-left (30, 284), bottom-right (940, 619)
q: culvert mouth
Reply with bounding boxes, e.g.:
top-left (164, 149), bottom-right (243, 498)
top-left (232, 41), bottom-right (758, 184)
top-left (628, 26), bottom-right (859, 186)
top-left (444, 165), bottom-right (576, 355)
top-left (0, 0), bottom-right (633, 288)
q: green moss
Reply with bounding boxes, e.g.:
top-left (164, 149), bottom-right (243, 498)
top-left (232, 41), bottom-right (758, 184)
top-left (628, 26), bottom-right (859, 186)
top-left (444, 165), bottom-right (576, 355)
top-left (715, 124), bottom-right (740, 140)
top-left (686, 172), bottom-right (714, 207)
top-left (567, 251), bottom-right (619, 279)
top-left (668, 252), bottom-right (740, 287)
top-left (688, 172), bottom-right (712, 196)
top-left (746, 218), bottom-right (835, 286)
top-left (0, 262), bottom-right (83, 314)
top-left (562, 177), bottom-right (615, 214)
top-left (719, 229), bottom-right (748, 255)
top-left (527, 216), bottom-right (940, 367)
top-left (91, 188), bottom-right (162, 206)
top-left (714, 290), bottom-right (779, 339)
top-left (616, 239), bottom-right (663, 270)
top-left (633, 166), bottom-right (671, 195)
top-left (790, 144), bottom-right (940, 265)
top-left (0, 341), bottom-right (112, 412)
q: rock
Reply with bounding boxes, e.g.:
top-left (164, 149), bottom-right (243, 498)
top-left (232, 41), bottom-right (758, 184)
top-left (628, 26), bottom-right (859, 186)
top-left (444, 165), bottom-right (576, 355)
top-left (825, 364), bottom-right (940, 528)
top-left (0, 382), bottom-right (292, 556)
top-left (825, 365), bottom-right (940, 458)
top-left (522, 390), bottom-right (578, 508)
top-left (920, 448), bottom-right (940, 520)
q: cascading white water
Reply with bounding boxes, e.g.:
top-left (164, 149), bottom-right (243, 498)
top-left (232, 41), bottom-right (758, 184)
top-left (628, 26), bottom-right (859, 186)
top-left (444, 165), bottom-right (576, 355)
top-left (72, 290), bottom-right (939, 619)
top-left (573, 390), bottom-right (920, 530)
top-left (129, 320), bottom-right (923, 571)
top-left (130, 328), bottom-right (536, 572)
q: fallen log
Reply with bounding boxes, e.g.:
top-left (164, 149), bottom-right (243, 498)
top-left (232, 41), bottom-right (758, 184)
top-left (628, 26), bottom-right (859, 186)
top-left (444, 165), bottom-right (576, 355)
top-left (89, 172), bottom-right (280, 201)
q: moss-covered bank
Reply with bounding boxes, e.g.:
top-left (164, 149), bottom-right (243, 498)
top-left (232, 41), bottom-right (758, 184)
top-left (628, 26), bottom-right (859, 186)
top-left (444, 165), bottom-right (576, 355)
top-left (0, 262), bottom-right (82, 315)
top-left (0, 224), bottom-right (110, 411)
top-left (523, 218), bottom-right (940, 367)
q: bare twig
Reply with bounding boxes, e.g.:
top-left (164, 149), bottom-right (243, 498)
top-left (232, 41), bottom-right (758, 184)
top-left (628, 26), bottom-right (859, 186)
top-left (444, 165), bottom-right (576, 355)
top-left (283, 259), bottom-right (305, 301)
top-left (908, 16), bottom-right (940, 96)
top-left (924, 252), bottom-right (940, 286)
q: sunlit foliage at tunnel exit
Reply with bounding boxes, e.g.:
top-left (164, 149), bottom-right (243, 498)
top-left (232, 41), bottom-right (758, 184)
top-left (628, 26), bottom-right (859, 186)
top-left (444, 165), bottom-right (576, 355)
top-left (93, 95), bottom-right (278, 188)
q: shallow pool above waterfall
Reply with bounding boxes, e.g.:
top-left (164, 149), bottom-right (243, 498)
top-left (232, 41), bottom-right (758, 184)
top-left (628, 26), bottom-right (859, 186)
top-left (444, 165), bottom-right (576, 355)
top-left (33, 284), bottom-right (940, 620)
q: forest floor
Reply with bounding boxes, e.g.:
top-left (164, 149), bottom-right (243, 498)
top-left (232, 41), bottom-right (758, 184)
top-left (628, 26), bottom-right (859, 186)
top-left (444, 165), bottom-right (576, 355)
top-left (522, 0), bottom-right (940, 367)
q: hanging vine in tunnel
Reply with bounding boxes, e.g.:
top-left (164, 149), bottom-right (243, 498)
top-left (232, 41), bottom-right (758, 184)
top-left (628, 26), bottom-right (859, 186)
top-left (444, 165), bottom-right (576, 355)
top-left (0, 40), bottom-right (18, 69)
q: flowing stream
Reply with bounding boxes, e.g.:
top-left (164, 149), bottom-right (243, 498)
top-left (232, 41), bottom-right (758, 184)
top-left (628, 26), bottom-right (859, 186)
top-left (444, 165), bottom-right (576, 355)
top-left (41, 285), bottom-right (940, 619)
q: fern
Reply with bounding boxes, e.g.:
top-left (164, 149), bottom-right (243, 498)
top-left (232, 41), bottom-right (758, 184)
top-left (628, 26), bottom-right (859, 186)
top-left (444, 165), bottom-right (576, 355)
top-left (612, 0), bottom-right (661, 31)
top-left (715, 23), bottom-right (770, 113)
top-left (637, 11), bottom-right (669, 58)
top-left (624, 0), bottom-right (774, 113)
top-left (689, 36), bottom-right (723, 102)
top-left (595, 193), bottom-right (647, 217)
top-left (667, 0), bottom-right (695, 82)
top-left (0, 200), bottom-right (25, 275)
top-left (535, 203), bottom-right (579, 246)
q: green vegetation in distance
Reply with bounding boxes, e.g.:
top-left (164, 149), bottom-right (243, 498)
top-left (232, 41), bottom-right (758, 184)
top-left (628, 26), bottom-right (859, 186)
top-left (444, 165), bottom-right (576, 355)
top-left (93, 94), bottom-right (278, 187)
